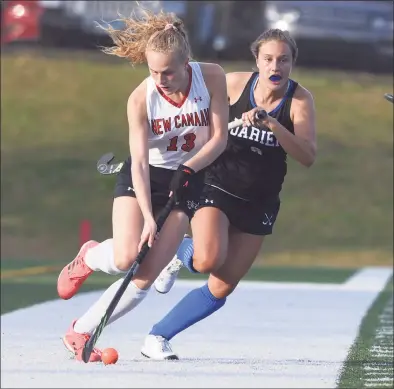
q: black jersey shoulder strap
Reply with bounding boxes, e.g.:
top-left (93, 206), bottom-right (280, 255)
top-left (230, 72), bottom-right (258, 107)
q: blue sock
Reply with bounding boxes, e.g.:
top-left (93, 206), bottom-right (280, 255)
top-left (149, 284), bottom-right (226, 340)
top-left (177, 236), bottom-right (198, 273)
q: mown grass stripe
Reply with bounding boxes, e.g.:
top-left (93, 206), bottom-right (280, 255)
top-left (1, 266), bottom-right (61, 279)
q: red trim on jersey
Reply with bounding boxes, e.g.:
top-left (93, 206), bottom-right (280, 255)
top-left (156, 64), bottom-right (192, 108)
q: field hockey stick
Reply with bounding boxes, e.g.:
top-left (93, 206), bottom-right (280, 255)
top-left (82, 196), bottom-right (176, 363)
top-left (96, 110), bottom-right (267, 175)
top-left (384, 93), bottom-right (393, 103)
top-left (228, 108), bottom-right (267, 129)
top-left (97, 152), bottom-right (124, 175)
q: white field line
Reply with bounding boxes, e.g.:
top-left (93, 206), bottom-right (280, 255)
top-left (176, 266), bottom-right (393, 293)
top-left (363, 296), bottom-right (393, 388)
top-left (341, 266), bottom-right (393, 291)
top-left (1, 267), bottom-right (391, 388)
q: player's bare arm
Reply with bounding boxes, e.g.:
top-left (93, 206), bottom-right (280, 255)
top-left (289, 85), bottom-right (317, 166)
top-left (268, 85), bottom-right (316, 167)
top-left (182, 63), bottom-right (229, 172)
top-left (127, 81), bottom-right (154, 221)
top-left (244, 85), bottom-right (317, 167)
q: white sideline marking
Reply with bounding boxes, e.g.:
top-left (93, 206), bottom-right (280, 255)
top-left (342, 267), bottom-right (393, 291)
top-left (363, 296), bottom-right (393, 388)
top-left (1, 269), bottom-right (392, 388)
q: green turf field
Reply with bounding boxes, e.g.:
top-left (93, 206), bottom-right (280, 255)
top-left (1, 50), bottom-right (393, 268)
top-left (1, 49), bottom-right (393, 386)
top-left (338, 276), bottom-right (394, 389)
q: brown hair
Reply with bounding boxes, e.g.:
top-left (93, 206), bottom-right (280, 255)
top-left (251, 28), bottom-right (298, 63)
top-left (99, 6), bottom-right (191, 65)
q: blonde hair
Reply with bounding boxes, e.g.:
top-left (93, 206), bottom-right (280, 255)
top-left (251, 29), bottom-right (298, 64)
top-left (100, 6), bottom-right (191, 65)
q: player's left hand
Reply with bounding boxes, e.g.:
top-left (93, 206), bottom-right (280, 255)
top-left (242, 107), bottom-right (276, 129)
top-left (169, 164), bottom-right (195, 203)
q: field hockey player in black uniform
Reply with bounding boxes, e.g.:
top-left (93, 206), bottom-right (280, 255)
top-left (144, 28), bottom-right (317, 360)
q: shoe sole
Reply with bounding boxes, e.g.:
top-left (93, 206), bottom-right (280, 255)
top-left (57, 268), bottom-right (74, 300)
top-left (154, 287), bottom-right (170, 294)
top-left (62, 336), bottom-right (77, 358)
top-left (57, 268), bottom-right (85, 300)
top-left (141, 351), bottom-right (179, 360)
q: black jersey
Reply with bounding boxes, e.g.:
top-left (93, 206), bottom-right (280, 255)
top-left (205, 72), bottom-right (298, 203)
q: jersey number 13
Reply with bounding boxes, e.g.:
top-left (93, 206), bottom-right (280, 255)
top-left (167, 133), bottom-right (196, 152)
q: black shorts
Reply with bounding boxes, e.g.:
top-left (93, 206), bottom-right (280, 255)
top-left (114, 157), bottom-right (203, 220)
top-left (197, 184), bottom-right (280, 235)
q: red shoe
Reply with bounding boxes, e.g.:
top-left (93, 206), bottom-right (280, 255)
top-left (62, 320), bottom-right (102, 362)
top-left (57, 240), bottom-right (98, 300)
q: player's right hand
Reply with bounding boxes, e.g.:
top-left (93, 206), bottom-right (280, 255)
top-left (242, 107), bottom-right (270, 128)
top-left (169, 164), bottom-right (195, 203)
top-left (138, 216), bottom-right (158, 251)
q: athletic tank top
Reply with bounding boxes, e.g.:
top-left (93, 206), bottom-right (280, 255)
top-left (205, 72), bottom-right (298, 203)
top-left (145, 62), bottom-right (211, 170)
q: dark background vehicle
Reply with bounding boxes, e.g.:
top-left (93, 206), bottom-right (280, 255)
top-left (263, 1), bottom-right (393, 72)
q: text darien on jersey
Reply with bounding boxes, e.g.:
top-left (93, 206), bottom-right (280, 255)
top-left (151, 108), bottom-right (210, 136)
top-left (230, 123), bottom-right (280, 147)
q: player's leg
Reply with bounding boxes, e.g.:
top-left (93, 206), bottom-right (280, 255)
top-left (60, 160), bottom-right (153, 362)
top-left (144, 229), bottom-right (263, 356)
top-left (207, 199), bottom-right (280, 300)
top-left (183, 199), bottom-right (279, 305)
top-left (144, 200), bottom-right (279, 359)
top-left (132, 169), bottom-right (206, 292)
top-left (62, 169), bottom-right (193, 361)
top-left (57, 159), bottom-right (141, 299)
top-left (154, 185), bottom-right (230, 294)
top-left (142, 204), bottom-right (230, 359)
top-left (62, 194), bottom-right (145, 362)
top-left (62, 202), bottom-right (190, 362)
top-left (131, 208), bottom-right (190, 289)
top-left (184, 186), bottom-right (232, 273)
top-left (154, 204), bottom-right (229, 293)
top-left (70, 206), bottom-right (189, 335)
top-left (207, 228), bottom-right (264, 298)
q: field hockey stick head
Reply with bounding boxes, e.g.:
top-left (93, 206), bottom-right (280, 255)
top-left (97, 153), bottom-right (124, 175)
top-left (97, 153), bottom-right (115, 173)
top-left (384, 93), bottom-right (393, 103)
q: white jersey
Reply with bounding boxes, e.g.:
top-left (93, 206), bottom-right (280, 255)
top-left (146, 62), bottom-right (211, 170)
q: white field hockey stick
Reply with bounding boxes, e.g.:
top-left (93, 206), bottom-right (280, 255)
top-left (96, 110), bottom-right (267, 175)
